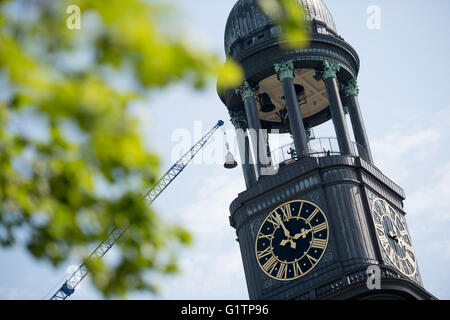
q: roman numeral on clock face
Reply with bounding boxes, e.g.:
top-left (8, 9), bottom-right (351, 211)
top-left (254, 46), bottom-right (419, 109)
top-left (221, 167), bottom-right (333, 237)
top-left (276, 262), bottom-right (288, 279)
top-left (406, 251), bottom-right (416, 266)
top-left (313, 222), bottom-right (327, 233)
top-left (306, 254), bottom-right (318, 264)
top-left (257, 246), bottom-right (272, 260)
top-left (258, 233), bottom-right (272, 241)
top-left (293, 262), bottom-right (303, 278)
top-left (379, 235), bottom-right (389, 250)
top-left (278, 204), bottom-right (292, 220)
top-left (262, 256), bottom-right (278, 274)
top-left (311, 237), bottom-right (327, 249)
top-left (400, 260), bottom-right (411, 275)
top-left (266, 215), bottom-right (280, 228)
top-left (306, 208), bottom-right (319, 222)
top-left (375, 223), bottom-right (384, 234)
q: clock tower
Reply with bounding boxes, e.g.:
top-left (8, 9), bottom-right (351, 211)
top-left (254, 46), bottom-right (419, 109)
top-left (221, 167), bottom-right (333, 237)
top-left (218, 0), bottom-right (435, 300)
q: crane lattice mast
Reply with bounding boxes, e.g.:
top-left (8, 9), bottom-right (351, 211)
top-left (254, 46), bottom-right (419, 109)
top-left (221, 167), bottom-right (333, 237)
top-left (49, 120), bottom-right (224, 300)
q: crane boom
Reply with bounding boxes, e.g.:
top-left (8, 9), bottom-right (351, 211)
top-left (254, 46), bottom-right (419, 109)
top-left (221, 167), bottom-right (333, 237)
top-left (49, 120), bottom-right (224, 300)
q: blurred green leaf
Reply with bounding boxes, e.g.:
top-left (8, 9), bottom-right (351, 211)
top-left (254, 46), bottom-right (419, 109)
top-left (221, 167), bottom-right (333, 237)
top-left (0, 0), bottom-right (244, 298)
top-left (258, 0), bottom-right (310, 49)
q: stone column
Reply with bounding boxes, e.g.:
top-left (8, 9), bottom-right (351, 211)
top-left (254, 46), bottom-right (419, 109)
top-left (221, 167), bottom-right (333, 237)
top-left (342, 79), bottom-right (374, 164)
top-left (236, 81), bottom-right (267, 178)
top-left (274, 61), bottom-right (309, 158)
top-left (315, 61), bottom-right (353, 155)
top-left (229, 109), bottom-right (257, 188)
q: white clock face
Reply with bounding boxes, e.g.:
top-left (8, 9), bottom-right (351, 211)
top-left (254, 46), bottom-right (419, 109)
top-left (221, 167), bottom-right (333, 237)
top-left (371, 198), bottom-right (417, 277)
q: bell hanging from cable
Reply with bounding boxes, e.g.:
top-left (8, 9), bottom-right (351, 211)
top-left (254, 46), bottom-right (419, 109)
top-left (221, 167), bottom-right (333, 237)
top-left (224, 151), bottom-right (238, 169)
top-left (223, 130), bottom-right (238, 169)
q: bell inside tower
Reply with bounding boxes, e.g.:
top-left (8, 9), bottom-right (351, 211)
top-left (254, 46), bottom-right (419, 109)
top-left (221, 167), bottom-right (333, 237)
top-left (257, 69), bottom-right (328, 126)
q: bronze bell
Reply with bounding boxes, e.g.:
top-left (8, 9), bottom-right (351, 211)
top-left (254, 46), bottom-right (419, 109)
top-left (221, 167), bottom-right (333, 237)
top-left (295, 84), bottom-right (307, 105)
top-left (259, 93), bottom-right (276, 113)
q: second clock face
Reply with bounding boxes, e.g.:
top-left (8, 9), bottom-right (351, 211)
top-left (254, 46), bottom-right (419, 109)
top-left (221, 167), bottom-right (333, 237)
top-left (255, 200), bottom-right (329, 281)
top-left (371, 198), bottom-right (417, 277)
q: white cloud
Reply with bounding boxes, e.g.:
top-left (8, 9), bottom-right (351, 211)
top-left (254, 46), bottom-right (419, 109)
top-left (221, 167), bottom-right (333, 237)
top-left (406, 161), bottom-right (450, 223)
top-left (371, 107), bottom-right (450, 183)
top-left (427, 239), bottom-right (450, 260)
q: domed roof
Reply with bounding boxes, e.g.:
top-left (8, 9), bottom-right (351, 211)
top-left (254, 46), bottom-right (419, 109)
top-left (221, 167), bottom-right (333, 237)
top-left (224, 0), bottom-right (337, 55)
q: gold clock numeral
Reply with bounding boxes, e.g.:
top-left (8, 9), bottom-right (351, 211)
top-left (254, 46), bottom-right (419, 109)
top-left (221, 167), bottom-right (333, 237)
top-left (380, 202), bottom-right (386, 213)
top-left (399, 260), bottom-right (407, 275)
top-left (405, 251), bottom-right (416, 266)
top-left (306, 208), bottom-right (319, 222)
top-left (306, 254), bottom-right (318, 265)
top-left (262, 256), bottom-right (278, 274)
top-left (276, 262), bottom-right (288, 279)
top-left (257, 246), bottom-right (272, 260)
top-left (279, 204), bottom-right (292, 220)
top-left (379, 235), bottom-right (389, 250)
top-left (403, 260), bottom-right (413, 275)
top-left (383, 201), bottom-right (392, 218)
top-left (389, 250), bottom-right (399, 267)
top-left (258, 233), bottom-right (272, 241)
top-left (311, 237), bottom-right (327, 249)
top-left (375, 223), bottom-right (384, 234)
top-left (266, 214), bottom-right (280, 228)
top-left (402, 241), bottom-right (414, 253)
top-left (298, 202), bottom-right (304, 218)
top-left (313, 222), bottom-right (327, 233)
top-left (405, 259), bottom-right (415, 275)
top-left (374, 202), bottom-right (382, 215)
top-left (293, 262), bottom-right (303, 278)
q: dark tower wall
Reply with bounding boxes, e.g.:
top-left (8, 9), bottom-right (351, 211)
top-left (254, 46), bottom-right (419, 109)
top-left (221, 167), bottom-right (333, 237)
top-left (230, 156), bottom-right (431, 299)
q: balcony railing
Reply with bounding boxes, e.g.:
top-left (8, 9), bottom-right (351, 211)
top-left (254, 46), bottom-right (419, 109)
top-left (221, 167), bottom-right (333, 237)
top-left (269, 137), bottom-right (361, 168)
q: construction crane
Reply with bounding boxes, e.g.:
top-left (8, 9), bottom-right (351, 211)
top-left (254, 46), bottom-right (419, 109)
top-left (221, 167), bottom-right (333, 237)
top-left (49, 120), bottom-right (225, 300)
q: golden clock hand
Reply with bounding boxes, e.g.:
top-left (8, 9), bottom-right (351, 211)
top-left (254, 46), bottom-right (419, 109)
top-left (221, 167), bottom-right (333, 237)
top-left (293, 228), bottom-right (312, 240)
top-left (275, 213), bottom-right (291, 238)
top-left (397, 236), bottom-right (412, 251)
top-left (388, 230), bottom-right (400, 243)
top-left (290, 240), bottom-right (296, 250)
top-left (280, 239), bottom-right (297, 249)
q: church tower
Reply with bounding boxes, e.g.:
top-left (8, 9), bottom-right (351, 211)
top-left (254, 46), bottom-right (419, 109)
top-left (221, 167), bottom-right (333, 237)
top-left (218, 0), bottom-right (435, 300)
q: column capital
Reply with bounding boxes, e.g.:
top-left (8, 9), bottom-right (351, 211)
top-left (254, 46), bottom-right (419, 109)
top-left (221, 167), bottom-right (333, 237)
top-left (274, 60), bottom-right (295, 81)
top-left (228, 109), bottom-right (248, 128)
top-left (342, 78), bottom-right (360, 97)
top-left (343, 105), bottom-right (349, 115)
top-left (314, 60), bottom-right (340, 81)
top-left (235, 81), bottom-right (258, 100)
top-left (306, 128), bottom-right (314, 143)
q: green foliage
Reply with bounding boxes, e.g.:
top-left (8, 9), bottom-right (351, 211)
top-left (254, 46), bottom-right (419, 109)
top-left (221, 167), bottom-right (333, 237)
top-left (0, 0), bottom-right (239, 298)
top-left (258, 0), bottom-right (310, 49)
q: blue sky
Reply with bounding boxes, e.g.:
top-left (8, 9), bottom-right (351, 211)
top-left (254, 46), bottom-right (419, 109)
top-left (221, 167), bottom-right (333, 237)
top-left (1, 0), bottom-right (450, 300)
